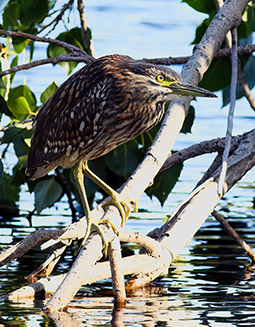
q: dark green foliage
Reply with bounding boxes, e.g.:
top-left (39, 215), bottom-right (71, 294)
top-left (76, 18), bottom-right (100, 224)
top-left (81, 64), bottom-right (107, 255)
top-left (104, 140), bottom-right (144, 179)
top-left (182, 0), bottom-right (215, 14)
top-left (34, 177), bottom-right (63, 213)
top-left (199, 57), bottom-right (232, 92)
top-left (40, 82), bottom-right (59, 104)
top-left (0, 172), bottom-right (20, 210)
top-left (181, 105), bottom-right (195, 134)
top-left (0, 95), bottom-right (14, 117)
top-left (146, 163), bottom-right (183, 206)
top-left (7, 85), bottom-right (37, 120)
top-left (47, 27), bottom-right (92, 74)
top-left (223, 53), bottom-right (255, 107)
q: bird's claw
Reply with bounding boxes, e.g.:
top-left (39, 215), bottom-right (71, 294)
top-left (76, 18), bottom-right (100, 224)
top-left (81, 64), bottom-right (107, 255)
top-left (81, 217), bottom-right (120, 257)
top-left (80, 192), bottom-right (137, 257)
top-left (102, 193), bottom-right (138, 227)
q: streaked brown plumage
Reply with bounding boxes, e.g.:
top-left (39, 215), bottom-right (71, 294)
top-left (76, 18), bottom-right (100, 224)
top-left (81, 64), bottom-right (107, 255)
top-left (26, 54), bottom-right (216, 253)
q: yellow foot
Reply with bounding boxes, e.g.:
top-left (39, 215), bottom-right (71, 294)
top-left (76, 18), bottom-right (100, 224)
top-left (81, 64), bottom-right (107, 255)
top-left (80, 217), bottom-right (121, 256)
top-left (102, 192), bottom-right (138, 227)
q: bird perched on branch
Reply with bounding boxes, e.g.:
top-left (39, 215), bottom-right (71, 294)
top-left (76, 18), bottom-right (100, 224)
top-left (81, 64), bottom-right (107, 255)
top-left (26, 54), bottom-right (216, 254)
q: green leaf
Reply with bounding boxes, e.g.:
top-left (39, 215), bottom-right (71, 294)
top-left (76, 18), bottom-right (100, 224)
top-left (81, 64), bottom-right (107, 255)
top-left (9, 96), bottom-right (31, 119)
top-left (40, 81), bottom-right (59, 104)
top-left (182, 0), bottom-right (215, 14)
top-left (146, 164), bottom-right (183, 206)
top-left (238, 2), bottom-right (255, 39)
top-left (19, 0), bottom-right (48, 25)
top-left (2, 0), bottom-right (21, 30)
top-left (105, 140), bottom-right (143, 179)
top-left (137, 126), bottom-right (159, 149)
top-left (0, 172), bottom-right (20, 206)
top-left (13, 134), bottom-right (29, 158)
top-left (47, 27), bottom-right (91, 74)
top-left (34, 177), bottom-right (63, 213)
top-left (199, 57), bottom-right (231, 92)
top-left (8, 85), bottom-right (36, 108)
top-left (7, 85), bottom-right (36, 119)
top-left (12, 36), bottom-right (28, 53)
top-left (29, 40), bottom-right (35, 61)
top-left (0, 61), bottom-right (6, 89)
top-left (10, 54), bottom-right (18, 84)
top-left (1, 126), bottom-right (23, 144)
top-left (12, 163), bottom-right (28, 187)
top-left (0, 94), bottom-right (14, 117)
top-left (222, 54), bottom-right (255, 107)
top-left (191, 17), bottom-right (213, 44)
top-left (85, 159), bottom-right (108, 198)
top-left (181, 105), bottom-right (195, 134)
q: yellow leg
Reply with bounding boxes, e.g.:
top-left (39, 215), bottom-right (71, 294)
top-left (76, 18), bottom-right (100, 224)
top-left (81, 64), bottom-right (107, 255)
top-left (73, 160), bottom-right (138, 255)
top-left (82, 161), bottom-right (138, 227)
top-left (74, 161), bottom-right (108, 254)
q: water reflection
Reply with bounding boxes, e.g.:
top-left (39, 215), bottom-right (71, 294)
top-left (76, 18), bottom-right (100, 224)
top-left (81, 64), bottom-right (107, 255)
top-left (1, 212), bottom-right (255, 326)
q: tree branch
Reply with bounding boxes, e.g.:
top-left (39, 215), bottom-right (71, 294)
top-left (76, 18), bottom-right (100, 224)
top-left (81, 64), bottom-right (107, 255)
top-left (160, 135), bottom-right (240, 173)
top-left (218, 27), bottom-right (238, 196)
top-left (37, 0), bottom-right (75, 35)
top-left (0, 29), bottom-right (94, 63)
top-left (0, 54), bottom-right (91, 78)
top-left (143, 44), bottom-right (255, 66)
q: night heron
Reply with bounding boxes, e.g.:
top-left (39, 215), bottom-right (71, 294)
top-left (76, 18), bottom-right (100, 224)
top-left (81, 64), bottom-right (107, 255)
top-left (26, 54), bottom-right (216, 252)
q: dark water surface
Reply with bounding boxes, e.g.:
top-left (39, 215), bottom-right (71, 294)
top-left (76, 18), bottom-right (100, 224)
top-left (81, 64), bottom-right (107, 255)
top-left (1, 1), bottom-right (255, 326)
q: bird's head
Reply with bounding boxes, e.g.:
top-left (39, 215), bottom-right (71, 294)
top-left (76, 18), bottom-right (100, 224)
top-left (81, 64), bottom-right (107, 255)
top-left (111, 55), bottom-right (216, 102)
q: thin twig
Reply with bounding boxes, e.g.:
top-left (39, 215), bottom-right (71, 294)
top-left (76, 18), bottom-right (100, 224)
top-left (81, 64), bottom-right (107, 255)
top-left (143, 44), bottom-right (255, 66)
top-left (218, 28), bottom-right (238, 196)
top-left (160, 135), bottom-right (240, 173)
top-left (0, 117), bottom-right (34, 132)
top-left (37, 0), bottom-right (75, 35)
top-left (212, 210), bottom-right (255, 262)
top-left (0, 54), bottom-right (90, 78)
top-left (0, 29), bottom-right (94, 63)
top-left (26, 240), bottom-right (71, 280)
top-left (0, 229), bottom-right (63, 267)
top-left (77, 0), bottom-right (94, 56)
top-left (159, 147), bottom-right (255, 239)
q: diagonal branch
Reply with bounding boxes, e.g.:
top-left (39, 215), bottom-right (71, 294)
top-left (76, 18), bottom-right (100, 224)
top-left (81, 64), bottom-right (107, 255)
top-left (143, 44), bottom-right (255, 66)
top-left (0, 29), bottom-right (94, 63)
top-left (0, 54), bottom-right (91, 78)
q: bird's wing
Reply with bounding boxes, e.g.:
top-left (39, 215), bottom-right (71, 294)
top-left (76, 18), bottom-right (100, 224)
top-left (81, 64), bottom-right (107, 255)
top-left (26, 69), bottom-right (102, 178)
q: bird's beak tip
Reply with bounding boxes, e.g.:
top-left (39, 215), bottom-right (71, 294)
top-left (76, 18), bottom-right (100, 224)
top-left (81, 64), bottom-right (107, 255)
top-left (170, 82), bottom-right (217, 98)
top-left (204, 92), bottom-right (217, 98)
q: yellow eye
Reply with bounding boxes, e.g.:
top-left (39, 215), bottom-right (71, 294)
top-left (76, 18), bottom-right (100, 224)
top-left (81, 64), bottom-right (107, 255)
top-left (156, 74), bottom-right (165, 83)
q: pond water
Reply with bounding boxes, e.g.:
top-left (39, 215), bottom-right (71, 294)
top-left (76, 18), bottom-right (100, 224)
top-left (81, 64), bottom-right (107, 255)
top-left (1, 0), bottom-right (255, 326)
